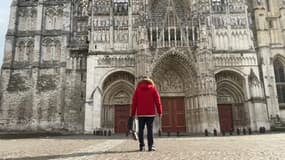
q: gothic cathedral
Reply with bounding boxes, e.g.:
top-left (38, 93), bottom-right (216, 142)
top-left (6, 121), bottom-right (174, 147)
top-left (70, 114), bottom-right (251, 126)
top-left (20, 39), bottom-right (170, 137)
top-left (0, 0), bottom-right (285, 134)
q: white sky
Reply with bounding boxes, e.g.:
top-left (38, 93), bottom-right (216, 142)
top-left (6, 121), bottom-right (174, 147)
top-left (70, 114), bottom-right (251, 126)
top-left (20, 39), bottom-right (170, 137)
top-left (0, 0), bottom-right (11, 67)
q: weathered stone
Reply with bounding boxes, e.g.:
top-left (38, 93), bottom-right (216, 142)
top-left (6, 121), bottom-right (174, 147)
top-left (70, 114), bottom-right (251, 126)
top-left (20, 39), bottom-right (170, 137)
top-left (7, 73), bottom-right (30, 92)
top-left (36, 75), bottom-right (57, 92)
top-left (0, 0), bottom-right (285, 134)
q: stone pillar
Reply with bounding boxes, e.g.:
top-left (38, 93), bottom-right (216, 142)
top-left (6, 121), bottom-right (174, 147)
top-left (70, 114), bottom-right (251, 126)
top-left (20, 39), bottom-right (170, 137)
top-left (110, 2), bottom-right (114, 49)
top-left (136, 22), bottom-right (151, 78)
top-left (196, 80), bottom-right (220, 133)
top-left (195, 22), bottom-right (220, 133)
top-left (253, 1), bottom-right (280, 120)
top-left (248, 68), bottom-right (270, 130)
top-left (128, 0), bottom-right (133, 49)
top-left (92, 87), bottom-right (102, 130)
top-left (30, 0), bottom-right (44, 130)
top-left (281, 5), bottom-right (285, 46)
top-left (84, 57), bottom-right (104, 133)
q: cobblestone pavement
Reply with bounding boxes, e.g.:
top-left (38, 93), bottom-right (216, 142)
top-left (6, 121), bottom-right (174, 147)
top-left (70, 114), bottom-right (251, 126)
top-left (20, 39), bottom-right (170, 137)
top-left (1, 134), bottom-right (285, 160)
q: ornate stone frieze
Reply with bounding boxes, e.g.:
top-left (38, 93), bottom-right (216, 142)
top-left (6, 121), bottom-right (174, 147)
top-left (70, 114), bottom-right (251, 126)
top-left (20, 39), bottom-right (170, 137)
top-left (112, 91), bottom-right (130, 105)
top-left (97, 55), bottom-right (135, 67)
top-left (156, 70), bottom-right (184, 93)
top-left (214, 54), bottom-right (257, 67)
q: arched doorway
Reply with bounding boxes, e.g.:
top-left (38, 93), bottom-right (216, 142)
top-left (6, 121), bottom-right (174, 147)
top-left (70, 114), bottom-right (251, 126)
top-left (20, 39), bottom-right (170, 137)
top-left (151, 51), bottom-right (196, 133)
top-left (215, 71), bottom-right (249, 133)
top-left (273, 57), bottom-right (285, 109)
top-left (102, 71), bottom-right (135, 133)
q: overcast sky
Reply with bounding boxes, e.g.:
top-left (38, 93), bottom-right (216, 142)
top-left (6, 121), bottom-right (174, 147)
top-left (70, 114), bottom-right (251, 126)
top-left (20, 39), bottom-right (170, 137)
top-left (0, 0), bottom-right (11, 67)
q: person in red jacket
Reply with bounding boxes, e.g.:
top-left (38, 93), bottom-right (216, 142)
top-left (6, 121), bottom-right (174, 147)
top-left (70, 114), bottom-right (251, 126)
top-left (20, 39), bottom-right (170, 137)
top-left (131, 76), bottom-right (162, 151)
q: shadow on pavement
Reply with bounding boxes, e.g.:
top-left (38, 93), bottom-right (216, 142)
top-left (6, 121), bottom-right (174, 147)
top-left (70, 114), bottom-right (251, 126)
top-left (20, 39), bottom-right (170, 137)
top-left (2, 150), bottom-right (139, 160)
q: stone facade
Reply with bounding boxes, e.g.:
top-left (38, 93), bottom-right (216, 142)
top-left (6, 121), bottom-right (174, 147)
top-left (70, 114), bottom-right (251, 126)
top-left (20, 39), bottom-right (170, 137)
top-left (0, 0), bottom-right (285, 134)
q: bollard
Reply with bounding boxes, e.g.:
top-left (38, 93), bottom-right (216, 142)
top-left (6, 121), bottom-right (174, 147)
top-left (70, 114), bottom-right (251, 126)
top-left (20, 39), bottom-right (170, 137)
top-left (262, 127), bottom-right (266, 133)
top-left (243, 128), bottom-right (246, 135)
top-left (214, 129), bottom-right (217, 136)
top-left (204, 129), bottom-right (208, 136)
top-left (259, 127), bottom-right (263, 134)
top-left (236, 128), bottom-right (240, 135)
top-left (177, 132), bottom-right (180, 137)
top-left (248, 128), bottom-right (252, 135)
top-left (167, 132), bottom-right (170, 137)
top-left (108, 130), bottom-right (112, 136)
top-left (158, 130), bottom-right (162, 137)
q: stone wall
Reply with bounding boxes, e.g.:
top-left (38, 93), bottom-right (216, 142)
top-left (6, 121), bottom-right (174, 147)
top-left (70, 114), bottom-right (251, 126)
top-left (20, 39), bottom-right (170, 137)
top-left (0, 0), bottom-right (86, 133)
top-left (0, 66), bottom-right (86, 133)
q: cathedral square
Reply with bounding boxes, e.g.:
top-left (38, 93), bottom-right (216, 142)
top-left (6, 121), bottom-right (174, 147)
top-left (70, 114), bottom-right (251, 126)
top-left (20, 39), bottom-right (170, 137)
top-left (0, 0), bottom-right (285, 136)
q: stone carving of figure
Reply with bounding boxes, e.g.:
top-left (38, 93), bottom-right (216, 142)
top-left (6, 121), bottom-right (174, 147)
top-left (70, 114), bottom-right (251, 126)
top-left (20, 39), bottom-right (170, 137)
top-left (81, 0), bottom-right (89, 16)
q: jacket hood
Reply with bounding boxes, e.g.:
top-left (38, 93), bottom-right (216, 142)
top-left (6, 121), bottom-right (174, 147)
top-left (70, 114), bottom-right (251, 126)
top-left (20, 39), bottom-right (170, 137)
top-left (138, 78), bottom-right (155, 90)
top-left (138, 77), bottom-right (154, 85)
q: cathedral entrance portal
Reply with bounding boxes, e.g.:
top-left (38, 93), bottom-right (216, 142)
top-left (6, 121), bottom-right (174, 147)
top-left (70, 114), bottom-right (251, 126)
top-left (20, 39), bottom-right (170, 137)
top-left (102, 71), bottom-right (135, 133)
top-left (151, 51), bottom-right (195, 133)
top-left (216, 71), bottom-right (249, 133)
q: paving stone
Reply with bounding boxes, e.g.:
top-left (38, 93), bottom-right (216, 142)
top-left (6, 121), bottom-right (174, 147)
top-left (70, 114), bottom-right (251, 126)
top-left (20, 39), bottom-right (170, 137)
top-left (1, 134), bottom-right (285, 160)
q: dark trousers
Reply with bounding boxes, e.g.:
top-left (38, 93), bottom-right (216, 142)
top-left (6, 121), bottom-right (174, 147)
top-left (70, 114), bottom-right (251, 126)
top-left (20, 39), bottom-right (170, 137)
top-left (138, 117), bottom-right (155, 148)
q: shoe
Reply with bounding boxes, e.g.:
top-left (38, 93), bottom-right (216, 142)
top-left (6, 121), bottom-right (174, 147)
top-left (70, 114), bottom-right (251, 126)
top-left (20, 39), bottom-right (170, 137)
top-left (139, 146), bottom-right (145, 152)
top-left (148, 146), bottom-right (156, 151)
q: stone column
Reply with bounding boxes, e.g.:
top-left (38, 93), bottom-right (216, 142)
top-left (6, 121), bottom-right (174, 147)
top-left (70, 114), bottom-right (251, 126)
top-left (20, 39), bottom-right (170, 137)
top-left (84, 57), bottom-right (105, 133)
top-left (195, 24), bottom-right (220, 133)
top-left (252, 1), bottom-right (280, 121)
top-left (196, 81), bottom-right (220, 133)
top-left (30, 0), bottom-right (44, 130)
top-left (248, 68), bottom-right (270, 130)
top-left (281, 5), bottom-right (285, 46)
top-left (110, 2), bottom-right (114, 49)
top-left (128, 0), bottom-right (133, 49)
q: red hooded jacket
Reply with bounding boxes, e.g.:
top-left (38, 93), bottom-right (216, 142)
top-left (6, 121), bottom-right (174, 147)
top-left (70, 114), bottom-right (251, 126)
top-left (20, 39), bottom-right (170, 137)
top-left (131, 80), bottom-right (162, 117)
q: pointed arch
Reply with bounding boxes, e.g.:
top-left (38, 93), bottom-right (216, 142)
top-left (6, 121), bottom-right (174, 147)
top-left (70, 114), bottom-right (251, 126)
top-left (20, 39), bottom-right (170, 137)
top-left (215, 70), bottom-right (249, 131)
top-left (151, 49), bottom-right (197, 96)
top-left (103, 80), bottom-right (134, 105)
top-left (99, 70), bottom-right (135, 132)
top-left (273, 55), bottom-right (285, 105)
top-left (152, 48), bottom-right (196, 76)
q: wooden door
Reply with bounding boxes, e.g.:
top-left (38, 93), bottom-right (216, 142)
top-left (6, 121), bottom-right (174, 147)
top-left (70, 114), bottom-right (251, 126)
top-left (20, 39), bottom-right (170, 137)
top-left (218, 104), bottom-right (234, 132)
top-left (115, 105), bottom-right (130, 133)
top-left (161, 97), bottom-right (186, 132)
